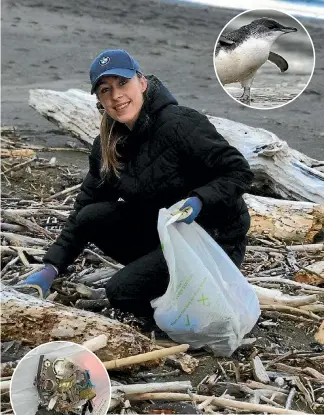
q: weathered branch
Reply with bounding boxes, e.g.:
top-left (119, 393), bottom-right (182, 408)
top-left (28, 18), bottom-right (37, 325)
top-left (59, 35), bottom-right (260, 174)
top-left (29, 88), bottom-right (324, 203)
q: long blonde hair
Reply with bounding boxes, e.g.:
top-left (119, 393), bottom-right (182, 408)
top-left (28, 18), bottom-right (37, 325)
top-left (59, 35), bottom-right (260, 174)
top-left (99, 112), bottom-right (128, 178)
top-left (97, 72), bottom-right (145, 179)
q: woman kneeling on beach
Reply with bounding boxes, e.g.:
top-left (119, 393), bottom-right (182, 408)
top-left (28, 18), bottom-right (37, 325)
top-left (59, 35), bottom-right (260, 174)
top-left (17, 49), bottom-right (253, 318)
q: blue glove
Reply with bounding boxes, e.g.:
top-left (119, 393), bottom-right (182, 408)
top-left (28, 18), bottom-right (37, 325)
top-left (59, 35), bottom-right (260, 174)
top-left (177, 196), bottom-right (202, 224)
top-left (17, 264), bottom-right (58, 298)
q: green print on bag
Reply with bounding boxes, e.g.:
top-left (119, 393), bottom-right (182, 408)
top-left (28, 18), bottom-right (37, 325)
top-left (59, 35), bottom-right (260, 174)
top-left (197, 294), bottom-right (210, 306)
top-left (171, 276), bottom-right (207, 326)
top-left (175, 274), bottom-right (193, 300)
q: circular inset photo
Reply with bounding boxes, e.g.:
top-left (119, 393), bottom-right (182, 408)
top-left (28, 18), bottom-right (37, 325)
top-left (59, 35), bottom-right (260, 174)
top-left (213, 9), bottom-right (315, 109)
top-left (10, 341), bottom-right (111, 415)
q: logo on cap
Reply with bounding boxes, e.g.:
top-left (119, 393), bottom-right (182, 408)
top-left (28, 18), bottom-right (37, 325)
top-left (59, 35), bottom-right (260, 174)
top-left (99, 56), bottom-right (110, 66)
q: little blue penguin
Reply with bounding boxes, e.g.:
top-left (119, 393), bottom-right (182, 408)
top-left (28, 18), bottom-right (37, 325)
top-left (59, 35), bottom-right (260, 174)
top-left (214, 17), bottom-right (297, 105)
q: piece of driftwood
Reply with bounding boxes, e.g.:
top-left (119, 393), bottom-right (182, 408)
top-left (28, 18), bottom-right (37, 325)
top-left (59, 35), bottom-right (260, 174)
top-left (286, 387), bottom-right (297, 409)
top-left (29, 88), bottom-right (324, 203)
top-left (302, 367), bottom-right (324, 381)
top-left (248, 276), bottom-right (324, 292)
top-left (0, 381), bottom-right (11, 392)
top-left (260, 304), bottom-right (321, 320)
top-left (244, 195), bottom-right (324, 243)
top-left (295, 261), bottom-right (324, 285)
top-left (0, 360), bottom-right (20, 377)
top-left (133, 369), bottom-right (181, 379)
top-left (0, 149), bottom-right (36, 158)
top-left (246, 380), bottom-right (286, 393)
top-left (44, 183), bottom-right (81, 202)
top-left (1, 284), bottom-right (197, 374)
top-left (1, 210), bottom-right (54, 239)
top-left (253, 286), bottom-right (318, 307)
top-left (75, 298), bottom-right (110, 311)
top-left (251, 356), bottom-right (270, 384)
top-left (0, 223), bottom-right (26, 232)
top-left (0, 283), bottom-right (156, 363)
top-left (112, 381), bottom-right (192, 395)
top-left (104, 344), bottom-right (189, 370)
top-left (0, 246), bottom-right (46, 256)
top-left (314, 321), bottom-right (324, 344)
top-left (127, 392), bottom-right (306, 414)
top-left (300, 303), bottom-right (324, 312)
top-left (82, 334), bottom-right (108, 352)
top-left (77, 268), bottom-right (117, 284)
top-left (1, 232), bottom-right (49, 247)
top-left (262, 311), bottom-right (314, 324)
top-left (83, 249), bottom-right (124, 270)
top-left (29, 89), bottom-right (100, 147)
top-left (3, 208), bottom-right (69, 220)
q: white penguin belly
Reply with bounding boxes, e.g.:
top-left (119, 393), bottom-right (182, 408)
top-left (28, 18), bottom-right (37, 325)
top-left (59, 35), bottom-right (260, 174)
top-left (215, 38), bottom-right (271, 85)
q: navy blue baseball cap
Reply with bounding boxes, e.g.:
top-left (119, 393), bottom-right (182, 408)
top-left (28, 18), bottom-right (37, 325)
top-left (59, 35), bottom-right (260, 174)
top-left (90, 49), bottom-right (142, 94)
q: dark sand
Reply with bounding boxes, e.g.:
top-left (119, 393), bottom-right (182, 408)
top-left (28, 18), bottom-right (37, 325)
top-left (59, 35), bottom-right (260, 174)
top-left (2, 0), bottom-right (324, 159)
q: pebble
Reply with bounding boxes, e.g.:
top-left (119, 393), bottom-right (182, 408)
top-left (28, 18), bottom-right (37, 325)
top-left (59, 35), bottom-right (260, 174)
top-left (274, 377), bottom-right (285, 387)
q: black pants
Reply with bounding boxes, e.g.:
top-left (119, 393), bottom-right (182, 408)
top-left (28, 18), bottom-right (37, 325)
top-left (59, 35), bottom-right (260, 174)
top-left (76, 201), bottom-right (247, 317)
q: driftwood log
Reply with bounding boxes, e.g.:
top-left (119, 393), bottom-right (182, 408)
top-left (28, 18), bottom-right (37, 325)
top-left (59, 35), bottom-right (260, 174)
top-left (29, 88), bottom-right (324, 204)
top-left (0, 283), bottom-right (156, 364)
top-left (245, 194), bottom-right (324, 243)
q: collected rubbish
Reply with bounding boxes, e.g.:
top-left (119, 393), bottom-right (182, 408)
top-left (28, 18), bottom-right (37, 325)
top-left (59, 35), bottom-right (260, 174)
top-left (152, 201), bottom-right (261, 356)
top-left (34, 355), bottom-right (96, 414)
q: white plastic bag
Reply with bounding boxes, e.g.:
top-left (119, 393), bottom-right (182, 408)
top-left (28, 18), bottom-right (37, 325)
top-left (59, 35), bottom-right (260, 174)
top-left (151, 200), bottom-right (260, 356)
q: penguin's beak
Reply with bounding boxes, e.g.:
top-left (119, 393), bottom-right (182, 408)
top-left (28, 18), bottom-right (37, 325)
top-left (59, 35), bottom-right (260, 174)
top-left (280, 25), bottom-right (298, 34)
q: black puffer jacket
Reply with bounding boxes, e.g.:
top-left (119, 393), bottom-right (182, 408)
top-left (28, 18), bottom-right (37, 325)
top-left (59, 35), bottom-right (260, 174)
top-left (44, 76), bottom-right (253, 272)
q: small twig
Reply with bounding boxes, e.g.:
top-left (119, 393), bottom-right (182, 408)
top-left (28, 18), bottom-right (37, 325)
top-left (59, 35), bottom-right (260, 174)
top-left (104, 344), bottom-right (189, 370)
top-left (1, 210), bottom-right (54, 239)
top-left (285, 387), bottom-right (297, 409)
top-left (133, 369), bottom-right (181, 379)
top-left (249, 277), bottom-right (324, 292)
top-left (44, 183), bottom-right (81, 201)
top-left (266, 351), bottom-right (294, 369)
top-left (297, 264), bottom-right (324, 281)
top-left (0, 246), bottom-right (46, 256)
top-left (197, 396), bottom-right (215, 411)
top-left (262, 311), bottom-right (314, 323)
top-left (17, 249), bottom-right (30, 267)
top-left (83, 249), bottom-right (124, 270)
top-left (0, 156), bottom-right (36, 175)
top-left (260, 394), bottom-right (284, 408)
top-left (0, 256), bottom-right (20, 277)
top-left (260, 304), bottom-right (321, 321)
top-left (82, 335), bottom-right (108, 352)
top-left (112, 381), bottom-right (192, 395)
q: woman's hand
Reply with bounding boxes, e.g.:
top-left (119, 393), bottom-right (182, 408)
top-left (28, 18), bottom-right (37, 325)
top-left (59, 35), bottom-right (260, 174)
top-left (15, 264), bottom-right (58, 298)
top-left (177, 196), bottom-right (202, 224)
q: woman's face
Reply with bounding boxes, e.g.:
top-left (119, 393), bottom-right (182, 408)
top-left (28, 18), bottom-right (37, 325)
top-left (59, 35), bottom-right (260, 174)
top-left (96, 74), bottom-right (147, 129)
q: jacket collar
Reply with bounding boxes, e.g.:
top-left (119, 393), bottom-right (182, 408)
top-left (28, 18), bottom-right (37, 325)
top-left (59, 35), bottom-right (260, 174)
top-left (130, 75), bottom-right (178, 137)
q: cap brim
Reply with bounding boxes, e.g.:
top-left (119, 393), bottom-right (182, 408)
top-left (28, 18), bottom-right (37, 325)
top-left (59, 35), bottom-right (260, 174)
top-left (91, 68), bottom-right (136, 94)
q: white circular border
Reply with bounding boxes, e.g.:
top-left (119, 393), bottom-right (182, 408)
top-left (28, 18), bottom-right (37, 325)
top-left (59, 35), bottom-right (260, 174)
top-left (9, 340), bottom-right (111, 415)
top-left (212, 8), bottom-right (316, 110)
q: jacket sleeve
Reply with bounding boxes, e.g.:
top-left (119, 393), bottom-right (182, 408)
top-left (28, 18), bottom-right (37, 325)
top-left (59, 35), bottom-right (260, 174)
top-left (43, 135), bottom-right (119, 273)
top-left (179, 116), bottom-right (254, 215)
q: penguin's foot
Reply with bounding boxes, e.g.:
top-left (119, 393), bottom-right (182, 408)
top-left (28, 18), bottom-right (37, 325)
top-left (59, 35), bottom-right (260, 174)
top-left (239, 95), bottom-right (251, 105)
top-left (238, 86), bottom-right (251, 106)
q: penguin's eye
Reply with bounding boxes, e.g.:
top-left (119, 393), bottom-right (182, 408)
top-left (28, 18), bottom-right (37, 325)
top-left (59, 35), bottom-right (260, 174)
top-left (267, 23), bottom-right (278, 30)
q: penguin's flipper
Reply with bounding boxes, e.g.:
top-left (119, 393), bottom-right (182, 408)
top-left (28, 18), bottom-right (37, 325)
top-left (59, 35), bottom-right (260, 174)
top-left (268, 51), bottom-right (289, 72)
top-left (218, 35), bottom-right (234, 46)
